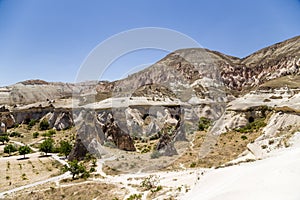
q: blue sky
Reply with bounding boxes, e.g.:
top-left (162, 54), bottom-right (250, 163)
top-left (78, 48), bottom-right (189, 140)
top-left (0, 0), bottom-right (299, 86)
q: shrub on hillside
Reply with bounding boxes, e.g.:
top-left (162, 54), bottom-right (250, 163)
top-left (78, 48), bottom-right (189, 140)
top-left (9, 131), bottom-right (22, 137)
top-left (28, 119), bottom-right (38, 129)
top-left (198, 117), bottom-right (212, 131)
top-left (235, 118), bottom-right (266, 133)
top-left (33, 132), bottom-right (39, 138)
top-left (39, 119), bottom-right (49, 130)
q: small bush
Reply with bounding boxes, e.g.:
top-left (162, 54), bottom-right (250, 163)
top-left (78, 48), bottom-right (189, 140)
top-left (39, 119), bottom-right (49, 130)
top-left (261, 145), bottom-right (268, 149)
top-left (9, 131), bottom-right (22, 137)
top-left (89, 167), bottom-right (96, 173)
top-left (151, 185), bottom-right (163, 193)
top-left (126, 194), bottom-right (142, 200)
top-left (198, 117), bottom-right (211, 131)
top-left (263, 99), bottom-right (271, 102)
top-left (190, 162), bottom-right (196, 168)
top-left (42, 129), bottom-right (56, 137)
top-left (140, 175), bottom-right (159, 190)
top-left (32, 132), bottom-right (39, 138)
top-left (28, 119), bottom-right (38, 129)
top-left (241, 135), bottom-right (248, 140)
top-left (270, 95), bottom-right (282, 99)
top-left (48, 129), bottom-right (56, 135)
top-left (21, 173), bottom-right (27, 180)
top-left (0, 135), bottom-right (9, 144)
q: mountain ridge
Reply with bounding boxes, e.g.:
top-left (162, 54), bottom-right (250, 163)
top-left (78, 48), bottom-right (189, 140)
top-left (3, 35), bottom-right (298, 84)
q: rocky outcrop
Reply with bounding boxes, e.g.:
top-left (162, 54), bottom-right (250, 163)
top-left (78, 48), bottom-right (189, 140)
top-left (0, 122), bottom-right (6, 133)
top-left (1, 35), bottom-right (300, 161)
top-left (12, 106), bottom-right (54, 125)
top-left (73, 109), bottom-right (107, 152)
top-left (68, 137), bottom-right (89, 161)
top-left (53, 112), bottom-right (73, 130)
top-left (44, 111), bottom-right (73, 130)
top-left (156, 133), bottom-right (178, 156)
top-left (222, 36), bottom-right (300, 90)
top-left (0, 112), bottom-right (15, 129)
top-left (0, 80), bottom-right (112, 106)
top-left (103, 118), bottom-right (136, 151)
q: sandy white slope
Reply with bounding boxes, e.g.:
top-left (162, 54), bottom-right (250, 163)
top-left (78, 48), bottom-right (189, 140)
top-left (183, 145), bottom-right (300, 200)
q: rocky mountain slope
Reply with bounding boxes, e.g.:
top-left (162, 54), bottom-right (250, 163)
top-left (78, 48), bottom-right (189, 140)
top-left (0, 35), bottom-right (299, 165)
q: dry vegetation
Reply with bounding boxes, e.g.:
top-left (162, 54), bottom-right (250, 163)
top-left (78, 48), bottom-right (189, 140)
top-left (102, 140), bottom-right (190, 175)
top-left (7, 182), bottom-right (126, 200)
top-left (259, 75), bottom-right (300, 89)
top-left (4, 124), bottom-right (76, 152)
top-left (167, 130), bottom-right (262, 169)
top-left (0, 155), bottom-right (62, 193)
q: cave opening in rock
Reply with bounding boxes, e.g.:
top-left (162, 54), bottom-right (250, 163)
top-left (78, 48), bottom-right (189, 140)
top-left (142, 113), bottom-right (149, 120)
top-left (248, 116), bottom-right (254, 123)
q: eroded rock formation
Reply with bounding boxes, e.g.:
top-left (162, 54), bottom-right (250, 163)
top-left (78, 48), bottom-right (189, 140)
top-left (103, 118), bottom-right (136, 151)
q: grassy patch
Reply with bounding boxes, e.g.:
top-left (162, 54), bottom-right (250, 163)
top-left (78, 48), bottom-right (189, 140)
top-left (235, 118), bottom-right (266, 133)
top-left (7, 182), bottom-right (126, 200)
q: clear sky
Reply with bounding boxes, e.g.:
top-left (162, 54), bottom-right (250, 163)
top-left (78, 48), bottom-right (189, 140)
top-left (0, 0), bottom-right (299, 86)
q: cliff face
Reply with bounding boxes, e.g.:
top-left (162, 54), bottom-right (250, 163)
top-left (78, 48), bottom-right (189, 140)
top-left (0, 36), bottom-right (299, 106)
top-left (0, 36), bottom-right (299, 161)
top-left (0, 80), bottom-right (112, 106)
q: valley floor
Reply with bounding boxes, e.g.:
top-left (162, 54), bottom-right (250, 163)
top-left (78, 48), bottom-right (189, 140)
top-left (1, 139), bottom-right (300, 200)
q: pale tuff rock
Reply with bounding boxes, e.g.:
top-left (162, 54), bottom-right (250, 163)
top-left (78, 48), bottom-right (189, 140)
top-left (0, 35), bottom-right (299, 161)
top-left (0, 122), bottom-right (6, 133)
top-left (262, 113), bottom-right (300, 138)
top-left (42, 111), bottom-right (73, 131)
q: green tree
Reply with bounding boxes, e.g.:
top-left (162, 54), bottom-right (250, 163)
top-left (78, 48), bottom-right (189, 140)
top-left (4, 144), bottom-right (17, 156)
top-left (39, 119), bottom-right (49, 130)
top-left (39, 138), bottom-right (54, 156)
top-left (59, 141), bottom-right (72, 158)
top-left (18, 146), bottom-right (31, 159)
top-left (0, 135), bottom-right (9, 145)
top-left (63, 160), bottom-right (88, 179)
